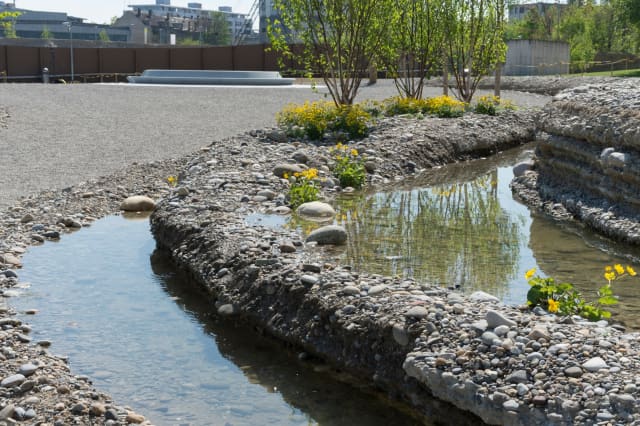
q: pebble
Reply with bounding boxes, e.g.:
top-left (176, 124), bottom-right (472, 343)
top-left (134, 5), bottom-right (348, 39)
top-left (582, 357), bottom-right (608, 372)
top-left (486, 310), bottom-right (516, 328)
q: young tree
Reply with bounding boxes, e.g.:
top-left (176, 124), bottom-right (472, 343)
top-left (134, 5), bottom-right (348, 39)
top-left (270, 0), bottom-right (393, 105)
top-left (0, 11), bottom-right (20, 38)
top-left (442, 0), bottom-right (507, 102)
top-left (381, 0), bottom-right (445, 99)
top-left (204, 11), bottom-right (230, 45)
top-left (99, 29), bottom-right (110, 42)
top-left (41, 25), bottom-right (52, 40)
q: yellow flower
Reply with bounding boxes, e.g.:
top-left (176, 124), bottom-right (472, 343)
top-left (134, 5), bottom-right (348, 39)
top-left (627, 265), bottom-right (637, 276)
top-left (167, 176), bottom-right (177, 186)
top-left (525, 268), bottom-right (536, 280)
top-left (605, 266), bottom-right (613, 272)
top-left (547, 298), bottom-right (559, 313)
top-left (350, 148), bottom-right (359, 156)
top-left (604, 271), bottom-right (616, 282)
top-left (283, 173), bottom-right (289, 179)
top-left (614, 264), bottom-right (625, 275)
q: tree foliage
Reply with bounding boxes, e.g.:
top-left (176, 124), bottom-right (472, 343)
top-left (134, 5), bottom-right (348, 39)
top-left (381, 0), bottom-right (445, 99)
top-left (40, 25), bottom-right (52, 40)
top-left (99, 29), bottom-right (110, 42)
top-left (442, 0), bottom-right (507, 102)
top-left (204, 11), bottom-right (230, 45)
top-left (0, 11), bottom-right (20, 39)
top-left (270, 0), bottom-right (393, 105)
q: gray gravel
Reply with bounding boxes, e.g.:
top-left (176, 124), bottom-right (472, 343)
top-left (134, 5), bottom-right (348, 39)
top-left (0, 80), bottom-right (549, 211)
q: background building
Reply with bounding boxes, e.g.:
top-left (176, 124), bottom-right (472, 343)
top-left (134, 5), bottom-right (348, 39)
top-left (0, 1), bottom-right (130, 41)
top-left (508, 1), bottom-right (568, 22)
top-left (122, 0), bottom-right (254, 44)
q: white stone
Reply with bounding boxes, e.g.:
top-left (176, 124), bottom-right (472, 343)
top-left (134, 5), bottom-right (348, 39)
top-left (120, 196), bottom-right (156, 212)
top-left (583, 357), bottom-right (608, 372)
top-left (296, 202), bottom-right (336, 219)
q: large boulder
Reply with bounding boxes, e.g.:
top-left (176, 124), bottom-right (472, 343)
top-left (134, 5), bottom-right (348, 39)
top-left (120, 196), bottom-right (156, 212)
top-left (306, 225), bottom-right (347, 245)
top-left (296, 201), bottom-right (336, 219)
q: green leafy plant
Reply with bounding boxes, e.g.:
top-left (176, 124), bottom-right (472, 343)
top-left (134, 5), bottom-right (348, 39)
top-left (473, 95), bottom-right (516, 116)
top-left (286, 168), bottom-right (321, 209)
top-left (276, 101), bottom-right (371, 140)
top-left (330, 143), bottom-right (366, 189)
top-left (525, 264), bottom-right (637, 321)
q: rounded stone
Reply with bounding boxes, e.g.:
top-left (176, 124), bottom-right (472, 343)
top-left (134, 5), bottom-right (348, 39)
top-left (273, 163), bottom-right (303, 178)
top-left (583, 357), bottom-right (608, 372)
top-left (120, 196), bottom-right (156, 212)
top-left (564, 366), bottom-right (583, 378)
top-left (1, 374), bottom-right (25, 388)
top-left (305, 225), bottom-right (347, 245)
top-left (296, 202), bottom-right (336, 219)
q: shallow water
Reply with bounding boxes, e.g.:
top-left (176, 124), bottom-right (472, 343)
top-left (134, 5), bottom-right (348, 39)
top-left (252, 145), bottom-right (640, 329)
top-left (12, 216), bottom-right (429, 426)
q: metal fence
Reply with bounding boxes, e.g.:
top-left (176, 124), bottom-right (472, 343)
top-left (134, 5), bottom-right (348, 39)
top-left (0, 44), bottom-right (305, 82)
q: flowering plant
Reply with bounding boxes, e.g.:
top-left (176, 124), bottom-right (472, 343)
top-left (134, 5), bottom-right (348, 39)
top-left (473, 95), bottom-right (516, 116)
top-left (329, 143), bottom-right (366, 189)
top-left (285, 168), bottom-right (320, 209)
top-left (525, 264), bottom-right (636, 321)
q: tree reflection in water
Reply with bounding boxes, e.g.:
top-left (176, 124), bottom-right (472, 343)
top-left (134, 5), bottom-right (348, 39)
top-left (335, 170), bottom-right (523, 298)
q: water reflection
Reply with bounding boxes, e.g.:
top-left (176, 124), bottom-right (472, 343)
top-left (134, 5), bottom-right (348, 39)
top-left (527, 215), bottom-right (640, 329)
top-left (149, 249), bottom-right (438, 426)
top-left (331, 150), bottom-right (529, 299)
top-left (337, 171), bottom-right (522, 298)
top-left (12, 216), bottom-right (436, 426)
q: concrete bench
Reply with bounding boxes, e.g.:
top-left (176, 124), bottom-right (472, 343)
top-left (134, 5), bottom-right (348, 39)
top-left (127, 69), bottom-right (295, 86)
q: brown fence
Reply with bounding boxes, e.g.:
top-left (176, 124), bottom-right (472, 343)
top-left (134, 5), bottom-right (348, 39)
top-left (0, 44), bottom-right (302, 81)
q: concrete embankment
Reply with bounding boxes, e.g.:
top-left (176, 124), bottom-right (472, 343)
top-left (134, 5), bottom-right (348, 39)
top-left (511, 79), bottom-right (640, 244)
top-left (150, 112), bottom-right (640, 425)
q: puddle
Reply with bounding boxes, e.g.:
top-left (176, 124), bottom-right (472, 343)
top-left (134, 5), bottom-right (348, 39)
top-left (12, 216), bottom-right (429, 426)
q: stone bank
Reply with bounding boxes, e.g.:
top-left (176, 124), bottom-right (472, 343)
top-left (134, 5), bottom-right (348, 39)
top-left (149, 110), bottom-right (640, 425)
top-left (511, 79), bottom-right (640, 244)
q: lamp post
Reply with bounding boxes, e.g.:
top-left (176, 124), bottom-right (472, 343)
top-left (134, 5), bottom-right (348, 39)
top-left (62, 21), bottom-right (74, 81)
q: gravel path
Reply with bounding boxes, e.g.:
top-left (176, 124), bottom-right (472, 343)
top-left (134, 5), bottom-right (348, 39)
top-left (0, 81), bottom-right (550, 212)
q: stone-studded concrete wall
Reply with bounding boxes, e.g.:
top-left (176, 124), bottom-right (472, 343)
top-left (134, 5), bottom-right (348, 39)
top-left (511, 79), bottom-right (640, 243)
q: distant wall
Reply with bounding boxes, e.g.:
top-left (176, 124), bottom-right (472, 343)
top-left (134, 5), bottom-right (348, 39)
top-left (0, 43), bottom-right (303, 81)
top-left (503, 40), bottom-right (569, 76)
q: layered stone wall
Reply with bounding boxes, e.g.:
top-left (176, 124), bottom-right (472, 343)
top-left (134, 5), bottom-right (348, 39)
top-left (511, 80), bottom-right (640, 243)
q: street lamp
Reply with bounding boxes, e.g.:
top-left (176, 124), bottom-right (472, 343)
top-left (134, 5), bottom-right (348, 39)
top-left (62, 21), bottom-right (74, 81)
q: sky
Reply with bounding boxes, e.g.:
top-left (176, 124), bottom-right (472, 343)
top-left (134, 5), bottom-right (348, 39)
top-left (11, 0), bottom-right (255, 24)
